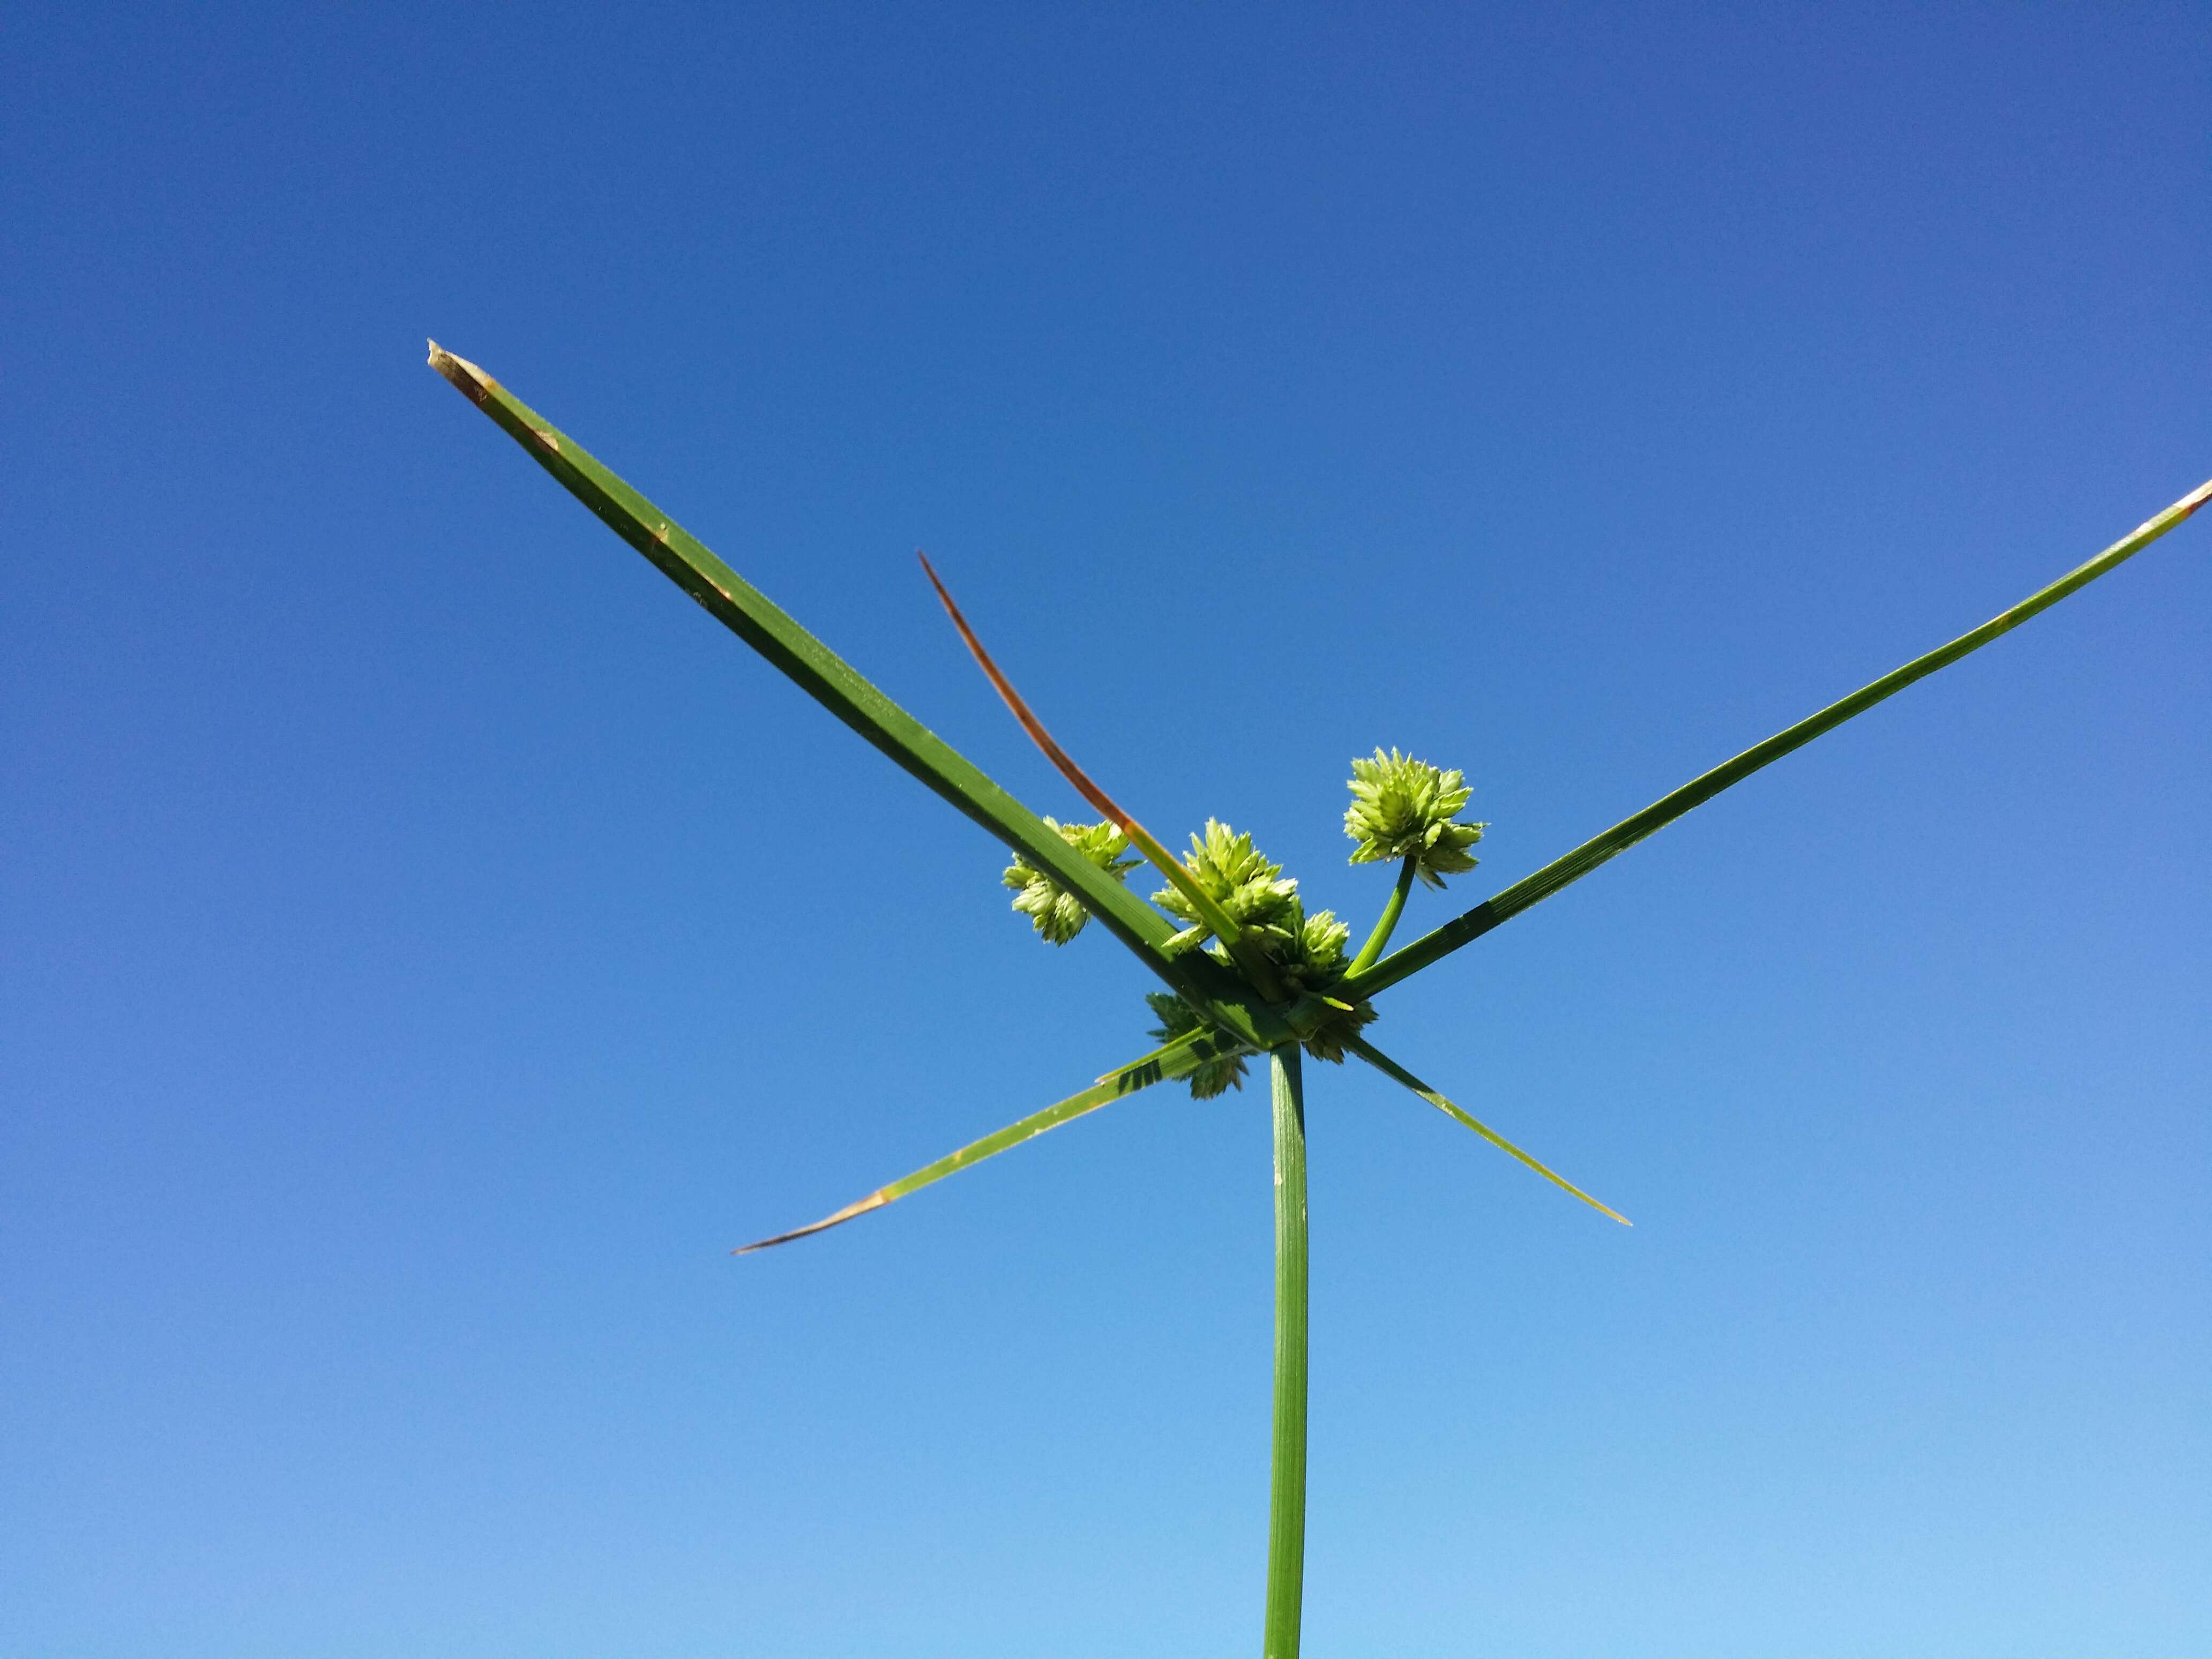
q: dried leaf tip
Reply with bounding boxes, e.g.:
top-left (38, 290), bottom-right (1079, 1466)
top-left (733, 1190), bottom-right (891, 1254)
top-left (914, 550), bottom-right (1137, 838)
top-left (2164, 475), bottom-right (2212, 525)
top-left (916, 550), bottom-right (1282, 994)
top-left (426, 340), bottom-right (495, 403)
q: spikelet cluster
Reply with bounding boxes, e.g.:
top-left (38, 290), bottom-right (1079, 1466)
top-left (1000, 805), bottom-right (1398, 1094)
top-left (1152, 820), bottom-right (1375, 1077)
top-left (1343, 748), bottom-right (1485, 888)
top-left (1153, 820), bottom-right (1301, 955)
top-left (1001, 819), bottom-right (1139, 944)
top-left (1144, 992), bottom-right (1252, 1098)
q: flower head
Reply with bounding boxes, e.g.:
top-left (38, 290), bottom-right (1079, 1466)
top-left (1002, 818), bottom-right (1140, 944)
top-left (1152, 819), bottom-right (1302, 955)
top-left (1344, 748), bottom-right (1485, 888)
top-left (1147, 827), bottom-right (1373, 1072)
top-left (1144, 992), bottom-right (1252, 1098)
top-left (1274, 903), bottom-right (1375, 1060)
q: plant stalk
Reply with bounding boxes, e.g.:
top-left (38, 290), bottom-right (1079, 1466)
top-left (1347, 855), bottom-right (1418, 977)
top-left (1263, 1044), bottom-right (1309, 1659)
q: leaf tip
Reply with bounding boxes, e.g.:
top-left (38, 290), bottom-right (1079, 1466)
top-left (730, 1190), bottom-right (893, 1255)
top-left (427, 340), bottom-right (495, 404)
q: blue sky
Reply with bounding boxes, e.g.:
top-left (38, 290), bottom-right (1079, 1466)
top-left (4, 5), bottom-right (2207, 1655)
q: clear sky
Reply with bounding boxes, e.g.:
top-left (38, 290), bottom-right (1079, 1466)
top-left (4, 5), bottom-right (2207, 1656)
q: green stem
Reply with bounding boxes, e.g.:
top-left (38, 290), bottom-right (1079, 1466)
top-left (1263, 1045), bottom-right (1309, 1659)
top-left (1347, 855), bottom-right (1418, 978)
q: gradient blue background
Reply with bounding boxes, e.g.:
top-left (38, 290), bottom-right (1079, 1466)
top-left (4, 6), bottom-right (2207, 1655)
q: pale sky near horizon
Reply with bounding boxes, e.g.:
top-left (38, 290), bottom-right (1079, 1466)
top-left (5, 6), bottom-right (2208, 1655)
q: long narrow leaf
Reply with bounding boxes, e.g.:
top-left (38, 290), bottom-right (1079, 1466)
top-left (425, 343), bottom-right (1161, 957)
top-left (916, 553), bottom-right (1284, 1000)
top-left (735, 1028), bottom-right (1244, 1252)
top-left (1344, 476), bottom-right (2212, 999)
top-left (1346, 1036), bottom-right (1629, 1225)
top-left (426, 344), bottom-right (1281, 1044)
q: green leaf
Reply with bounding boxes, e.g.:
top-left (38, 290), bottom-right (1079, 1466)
top-left (1345, 1036), bottom-right (1629, 1225)
top-left (733, 1028), bottom-right (1247, 1252)
top-left (425, 344), bottom-right (1289, 1049)
top-left (1343, 475), bottom-right (2212, 999)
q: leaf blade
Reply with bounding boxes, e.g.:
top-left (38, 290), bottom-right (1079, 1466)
top-left (1346, 1036), bottom-right (1630, 1225)
top-left (733, 1028), bottom-right (1246, 1252)
top-left (1343, 476), bottom-right (2212, 999)
top-left (426, 344), bottom-right (1280, 1040)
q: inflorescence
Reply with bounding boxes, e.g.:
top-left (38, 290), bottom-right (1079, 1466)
top-left (1001, 752), bottom-right (1486, 1094)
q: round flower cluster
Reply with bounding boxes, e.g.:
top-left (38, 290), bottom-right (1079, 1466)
top-left (1000, 818), bottom-right (1139, 944)
top-left (1343, 748), bottom-right (1485, 888)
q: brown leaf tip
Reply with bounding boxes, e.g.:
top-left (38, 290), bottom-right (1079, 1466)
top-left (425, 340), bottom-right (496, 405)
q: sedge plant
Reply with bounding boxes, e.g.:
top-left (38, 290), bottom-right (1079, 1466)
top-left (429, 342), bottom-right (2207, 1657)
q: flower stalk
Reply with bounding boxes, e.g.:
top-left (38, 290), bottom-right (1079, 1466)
top-left (1264, 1044), bottom-right (1310, 1659)
top-left (1348, 854), bottom-right (1418, 978)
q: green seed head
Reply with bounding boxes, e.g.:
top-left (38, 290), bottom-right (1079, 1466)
top-left (1144, 992), bottom-right (1252, 1098)
top-left (1002, 818), bottom-right (1140, 944)
top-left (1281, 904), bottom-right (1375, 1061)
top-left (1344, 748), bottom-right (1486, 888)
top-left (1152, 819), bottom-right (1302, 955)
top-left (1146, 831), bottom-right (1373, 1077)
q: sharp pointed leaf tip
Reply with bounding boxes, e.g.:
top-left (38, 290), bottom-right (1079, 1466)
top-left (733, 1038), bottom-right (1212, 1257)
top-left (1348, 1037), bottom-right (1631, 1225)
top-left (733, 1191), bottom-right (891, 1254)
